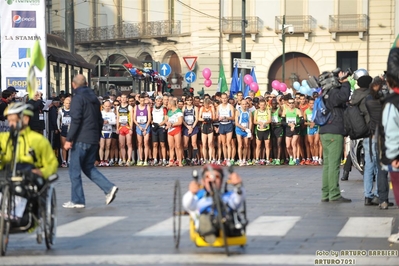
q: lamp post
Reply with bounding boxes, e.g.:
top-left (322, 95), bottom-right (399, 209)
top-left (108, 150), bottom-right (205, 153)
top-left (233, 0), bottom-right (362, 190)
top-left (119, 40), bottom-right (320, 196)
top-left (241, 0), bottom-right (247, 89)
top-left (281, 16), bottom-right (294, 84)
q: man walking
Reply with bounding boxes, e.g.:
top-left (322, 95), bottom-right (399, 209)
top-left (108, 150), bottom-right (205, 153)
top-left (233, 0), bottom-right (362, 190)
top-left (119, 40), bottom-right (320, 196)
top-left (63, 74), bottom-right (118, 208)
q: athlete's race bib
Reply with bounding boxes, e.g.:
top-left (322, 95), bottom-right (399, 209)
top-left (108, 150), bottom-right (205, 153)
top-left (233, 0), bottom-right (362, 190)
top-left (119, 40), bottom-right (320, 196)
top-left (137, 115), bottom-right (147, 124)
top-left (185, 115), bottom-right (194, 124)
top-left (169, 117), bottom-right (177, 124)
top-left (241, 122), bottom-right (248, 128)
top-left (119, 116), bottom-right (128, 125)
top-left (62, 117), bottom-right (71, 125)
top-left (272, 116), bottom-right (279, 123)
top-left (203, 113), bottom-right (211, 119)
top-left (102, 124), bottom-right (112, 131)
top-left (286, 117), bottom-right (296, 125)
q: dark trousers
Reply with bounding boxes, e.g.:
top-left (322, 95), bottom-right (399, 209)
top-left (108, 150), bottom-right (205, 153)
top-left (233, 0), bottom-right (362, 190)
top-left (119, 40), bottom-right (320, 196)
top-left (343, 154), bottom-right (352, 172)
top-left (377, 165), bottom-right (389, 203)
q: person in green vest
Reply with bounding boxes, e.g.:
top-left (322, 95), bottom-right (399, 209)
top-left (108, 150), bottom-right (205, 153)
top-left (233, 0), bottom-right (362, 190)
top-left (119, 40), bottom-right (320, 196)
top-left (303, 98), bottom-right (321, 165)
top-left (270, 98), bottom-right (284, 165)
top-left (254, 99), bottom-right (272, 165)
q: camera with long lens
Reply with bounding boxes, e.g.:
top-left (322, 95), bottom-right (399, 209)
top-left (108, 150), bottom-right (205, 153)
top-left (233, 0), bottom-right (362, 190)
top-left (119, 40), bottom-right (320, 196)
top-left (331, 67), bottom-right (353, 80)
top-left (318, 67), bottom-right (353, 91)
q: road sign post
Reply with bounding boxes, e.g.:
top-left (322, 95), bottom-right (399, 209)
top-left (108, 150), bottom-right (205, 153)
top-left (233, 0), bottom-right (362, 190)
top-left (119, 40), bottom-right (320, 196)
top-left (160, 63), bottom-right (172, 77)
top-left (184, 71), bottom-right (196, 83)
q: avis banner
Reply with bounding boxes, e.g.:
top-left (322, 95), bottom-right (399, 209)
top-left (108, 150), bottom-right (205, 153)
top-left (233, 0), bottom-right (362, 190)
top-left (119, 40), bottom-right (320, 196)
top-left (0, 0), bottom-right (47, 99)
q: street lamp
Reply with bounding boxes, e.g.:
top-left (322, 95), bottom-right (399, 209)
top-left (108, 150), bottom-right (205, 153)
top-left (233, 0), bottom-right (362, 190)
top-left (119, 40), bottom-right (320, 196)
top-left (281, 15), bottom-right (294, 84)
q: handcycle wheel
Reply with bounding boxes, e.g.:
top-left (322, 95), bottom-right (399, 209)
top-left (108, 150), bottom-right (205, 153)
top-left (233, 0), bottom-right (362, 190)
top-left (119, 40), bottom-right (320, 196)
top-left (212, 188), bottom-right (229, 256)
top-left (44, 186), bottom-right (57, 249)
top-left (173, 180), bottom-right (181, 248)
top-left (0, 185), bottom-right (11, 256)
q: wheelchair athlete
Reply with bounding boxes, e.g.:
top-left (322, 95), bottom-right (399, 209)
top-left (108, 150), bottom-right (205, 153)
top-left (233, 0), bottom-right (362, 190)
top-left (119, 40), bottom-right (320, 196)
top-left (0, 103), bottom-right (58, 224)
top-left (182, 165), bottom-right (246, 243)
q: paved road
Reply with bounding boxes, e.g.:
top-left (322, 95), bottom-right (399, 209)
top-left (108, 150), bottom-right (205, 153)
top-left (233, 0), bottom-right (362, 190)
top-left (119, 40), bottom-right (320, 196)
top-left (2, 165), bottom-right (399, 265)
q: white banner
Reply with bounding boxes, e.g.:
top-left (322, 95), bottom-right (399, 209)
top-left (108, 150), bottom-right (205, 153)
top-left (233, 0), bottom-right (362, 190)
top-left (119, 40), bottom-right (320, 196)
top-left (0, 0), bottom-right (47, 99)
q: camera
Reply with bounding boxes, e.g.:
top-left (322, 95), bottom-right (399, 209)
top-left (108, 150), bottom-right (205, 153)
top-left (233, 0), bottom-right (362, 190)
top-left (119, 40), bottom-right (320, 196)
top-left (331, 67), bottom-right (353, 80)
top-left (288, 26), bottom-right (294, 35)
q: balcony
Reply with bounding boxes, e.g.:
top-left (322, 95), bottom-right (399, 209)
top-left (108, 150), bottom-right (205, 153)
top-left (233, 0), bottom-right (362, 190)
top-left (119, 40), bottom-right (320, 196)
top-left (52, 20), bottom-right (181, 46)
top-left (329, 14), bottom-right (368, 39)
top-left (222, 16), bottom-right (263, 41)
top-left (275, 16), bottom-right (316, 40)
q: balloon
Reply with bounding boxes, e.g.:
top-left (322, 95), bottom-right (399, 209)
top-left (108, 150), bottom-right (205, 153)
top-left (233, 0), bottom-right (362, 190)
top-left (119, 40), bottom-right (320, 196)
top-left (293, 81), bottom-right (300, 90)
top-left (348, 77), bottom-right (356, 90)
top-left (249, 82), bottom-right (259, 92)
top-left (279, 83), bottom-right (287, 92)
top-left (244, 74), bottom-right (253, 85)
top-left (202, 68), bottom-right (211, 79)
top-left (301, 80), bottom-right (308, 87)
top-left (204, 79), bottom-right (212, 87)
top-left (271, 80), bottom-right (280, 90)
top-left (299, 86), bottom-right (306, 94)
top-left (306, 87), bottom-right (313, 96)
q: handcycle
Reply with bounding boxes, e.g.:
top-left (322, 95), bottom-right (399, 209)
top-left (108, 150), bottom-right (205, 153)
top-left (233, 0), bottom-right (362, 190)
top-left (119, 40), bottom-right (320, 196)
top-left (173, 166), bottom-right (248, 256)
top-left (0, 124), bottom-right (58, 256)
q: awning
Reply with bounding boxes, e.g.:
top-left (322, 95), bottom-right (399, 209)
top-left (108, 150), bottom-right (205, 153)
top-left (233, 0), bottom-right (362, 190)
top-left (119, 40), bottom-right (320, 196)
top-left (48, 47), bottom-right (95, 69)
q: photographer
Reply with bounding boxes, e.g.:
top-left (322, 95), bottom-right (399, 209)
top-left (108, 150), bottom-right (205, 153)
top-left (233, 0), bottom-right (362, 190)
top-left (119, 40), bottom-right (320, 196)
top-left (319, 70), bottom-right (351, 203)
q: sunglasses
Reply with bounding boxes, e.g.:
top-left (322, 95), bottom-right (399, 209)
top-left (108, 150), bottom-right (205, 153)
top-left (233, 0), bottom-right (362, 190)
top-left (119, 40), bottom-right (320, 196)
top-left (288, 101), bottom-right (295, 104)
top-left (114, 104), bottom-right (120, 106)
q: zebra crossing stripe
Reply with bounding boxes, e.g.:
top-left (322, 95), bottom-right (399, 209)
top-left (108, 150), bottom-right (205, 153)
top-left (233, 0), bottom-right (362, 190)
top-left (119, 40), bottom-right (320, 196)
top-left (135, 216), bottom-right (190, 236)
top-left (57, 216), bottom-right (127, 237)
top-left (337, 217), bottom-right (394, 238)
top-left (246, 216), bottom-right (301, 236)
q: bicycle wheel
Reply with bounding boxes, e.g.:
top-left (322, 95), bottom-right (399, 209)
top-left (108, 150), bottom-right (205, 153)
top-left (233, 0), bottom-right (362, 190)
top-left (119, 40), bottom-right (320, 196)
top-left (44, 186), bottom-right (57, 249)
top-left (173, 180), bottom-right (181, 248)
top-left (0, 185), bottom-right (10, 256)
top-left (212, 188), bottom-right (229, 256)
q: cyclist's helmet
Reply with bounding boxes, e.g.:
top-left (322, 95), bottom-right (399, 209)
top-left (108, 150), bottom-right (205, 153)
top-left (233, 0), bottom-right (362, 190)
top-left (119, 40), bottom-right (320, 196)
top-left (4, 102), bottom-right (34, 117)
top-left (202, 164), bottom-right (224, 180)
top-left (353, 68), bottom-right (369, 80)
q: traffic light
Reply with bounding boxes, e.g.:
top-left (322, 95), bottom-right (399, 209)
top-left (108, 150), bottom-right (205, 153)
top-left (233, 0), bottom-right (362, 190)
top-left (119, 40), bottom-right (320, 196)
top-left (166, 83), bottom-right (174, 95)
top-left (197, 87), bottom-right (204, 97)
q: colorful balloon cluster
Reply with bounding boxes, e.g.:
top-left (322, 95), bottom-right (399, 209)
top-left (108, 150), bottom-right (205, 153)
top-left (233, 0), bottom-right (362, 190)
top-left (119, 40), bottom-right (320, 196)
top-left (124, 63), bottom-right (165, 83)
top-left (293, 80), bottom-right (320, 96)
top-left (244, 74), bottom-right (259, 92)
top-left (202, 68), bottom-right (212, 87)
top-left (271, 80), bottom-right (287, 92)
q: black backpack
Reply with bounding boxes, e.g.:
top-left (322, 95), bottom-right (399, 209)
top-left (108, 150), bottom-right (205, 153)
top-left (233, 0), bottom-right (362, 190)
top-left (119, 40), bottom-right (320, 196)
top-left (344, 102), bottom-right (369, 139)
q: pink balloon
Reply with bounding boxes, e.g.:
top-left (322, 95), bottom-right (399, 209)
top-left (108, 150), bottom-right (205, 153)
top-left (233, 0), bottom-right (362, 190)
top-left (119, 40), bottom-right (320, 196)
top-left (202, 68), bottom-right (211, 79)
top-left (204, 79), bottom-right (212, 87)
top-left (271, 80), bottom-right (281, 89)
top-left (279, 83), bottom-right (287, 92)
top-left (244, 74), bottom-right (253, 85)
top-left (249, 82), bottom-right (259, 93)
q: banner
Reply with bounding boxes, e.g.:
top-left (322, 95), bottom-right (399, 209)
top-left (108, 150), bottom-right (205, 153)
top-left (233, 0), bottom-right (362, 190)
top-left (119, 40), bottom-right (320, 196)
top-left (0, 0), bottom-right (47, 99)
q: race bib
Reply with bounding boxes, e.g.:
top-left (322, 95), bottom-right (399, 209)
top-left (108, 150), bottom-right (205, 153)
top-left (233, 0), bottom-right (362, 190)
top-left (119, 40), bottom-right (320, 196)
top-left (241, 122), bottom-right (248, 128)
top-left (169, 117), bottom-right (177, 124)
top-left (39, 113), bottom-right (44, 120)
top-left (137, 115), bottom-right (147, 124)
top-left (287, 117), bottom-right (296, 124)
top-left (272, 116), bottom-right (279, 123)
top-left (119, 116), bottom-right (128, 124)
top-left (203, 113), bottom-right (211, 119)
top-left (102, 124), bottom-right (112, 131)
top-left (185, 115), bottom-right (194, 124)
top-left (62, 117), bottom-right (71, 125)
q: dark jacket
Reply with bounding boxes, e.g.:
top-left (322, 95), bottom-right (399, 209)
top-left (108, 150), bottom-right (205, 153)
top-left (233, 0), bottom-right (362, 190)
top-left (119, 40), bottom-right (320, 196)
top-left (319, 81), bottom-right (351, 135)
top-left (67, 86), bottom-right (103, 144)
top-left (0, 99), bottom-right (9, 121)
top-left (351, 87), bottom-right (370, 125)
top-left (48, 105), bottom-right (59, 131)
top-left (365, 94), bottom-right (383, 135)
top-left (27, 99), bottom-right (45, 131)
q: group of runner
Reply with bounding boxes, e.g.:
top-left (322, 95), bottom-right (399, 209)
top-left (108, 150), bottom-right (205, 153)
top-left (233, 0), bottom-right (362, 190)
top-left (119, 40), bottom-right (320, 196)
top-left (57, 90), bottom-right (323, 167)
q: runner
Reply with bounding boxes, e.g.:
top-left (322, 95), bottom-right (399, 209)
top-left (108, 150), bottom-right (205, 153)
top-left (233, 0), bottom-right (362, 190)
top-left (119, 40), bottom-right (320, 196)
top-left (165, 99), bottom-right (184, 167)
top-left (303, 98), bottom-right (321, 165)
top-left (57, 96), bottom-right (72, 167)
top-left (182, 96), bottom-right (199, 165)
top-left (298, 94), bottom-right (310, 165)
top-left (109, 100), bottom-right (120, 166)
top-left (99, 100), bottom-right (116, 166)
top-left (116, 94), bottom-right (134, 166)
top-left (199, 98), bottom-right (215, 164)
top-left (133, 93), bottom-right (152, 166)
top-left (218, 93), bottom-right (235, 166)
top-left (151, 95), bottom-right (168, 166)
top-left (270, 98), bottom-right (284, 165)
top-left (235, 99), bottom-right (253, 166)
top-left (254, 99), bottom-right (272, 165)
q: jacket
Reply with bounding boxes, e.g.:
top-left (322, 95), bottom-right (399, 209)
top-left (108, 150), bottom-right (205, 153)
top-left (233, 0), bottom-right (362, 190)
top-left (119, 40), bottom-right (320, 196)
top-left (48, 105), bottom-right (59, 131)
top-left (319, 81), bottom-right (351, 135)
top-left (351, 87), bottom-right (371, 125)
top-left (380, 93), bottom-right (399, 165)
top-left (67, 86), bottom-right (103, 144)
top-left (0, 127), bottom-right (58, 179)
top-left (365, 94), bottom-right (383, 135)
top-left (27, 99), bottom-right (45, 131)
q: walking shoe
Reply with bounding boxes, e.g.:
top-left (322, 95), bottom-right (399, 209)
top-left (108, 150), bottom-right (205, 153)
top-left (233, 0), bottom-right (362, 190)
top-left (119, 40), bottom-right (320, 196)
top-left (143, 161), bottom-right (149, 166)
top-left (341, 171), bottom-right (349, 181)
top-left (162, 159), bottom-right (168, 166)
top-left (61, 161), bottom-right (68, 168)
top-left (330, 196), bottom-right (351, 203)
top-left (137, 160), bottom-right (143, 166)
top-left (379, 201), bottom-right (394, 209)
top-left (388, 233), bottom-right (399, 244)
top-left (295, 159), bottom-right (300, 165)
top-left (103, 160), bottom-right (110, 167)
top-left (105, 186), bottom-right (118, 205)
top-left (289, 158), bottom-right (295, 166)
top-left (300, 159), bottom-right (306, 165)
top-left (63, 201), bottom-right (85, 209)
top-left (318, 159), bottom-right (323, 165)
top-left (365, 196), bottom-right (379, 206)
top-left (118, 160), bottom-right (125, 167)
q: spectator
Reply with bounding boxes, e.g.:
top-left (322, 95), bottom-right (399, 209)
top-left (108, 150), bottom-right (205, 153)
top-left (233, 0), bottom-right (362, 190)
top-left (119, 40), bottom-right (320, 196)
top-left (48, 97), bottom-right (61, 161)
top-left (27, 91), bottom-right (45, 134)
top-left (319, 71), bottom-right (351, 203)
top-left (63, 74), bottom-right (118, 208)
top-left (5, 86), bottom-right (18, 102)
top-left (0, 90), bottom-right (13, 132)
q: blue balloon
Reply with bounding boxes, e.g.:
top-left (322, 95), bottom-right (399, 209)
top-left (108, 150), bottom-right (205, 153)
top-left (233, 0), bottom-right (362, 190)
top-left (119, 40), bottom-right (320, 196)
top-left (301, 80), bottom-right (308, 87)
top-left (293, 81), bottom-right (300, 90)
top-left (306, 87), bottom-right (313, 96)
top-left (299, 86), bottom-right (306, 94)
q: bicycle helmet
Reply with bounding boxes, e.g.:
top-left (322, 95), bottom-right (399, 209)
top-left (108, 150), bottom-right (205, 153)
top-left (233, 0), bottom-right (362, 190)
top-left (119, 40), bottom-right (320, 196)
top-left (4, 102), bottom-right (34, 117)
top-left (353, 69), bottom-right (369, 80)
top-left (202, 164), bottom-right (224, 180)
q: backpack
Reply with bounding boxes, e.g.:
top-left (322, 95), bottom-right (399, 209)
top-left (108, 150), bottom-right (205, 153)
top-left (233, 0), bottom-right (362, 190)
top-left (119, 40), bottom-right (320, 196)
top-left (312, 94), bottom-right (331, 126)
top-left (343, 103), bottom-right (369, 139)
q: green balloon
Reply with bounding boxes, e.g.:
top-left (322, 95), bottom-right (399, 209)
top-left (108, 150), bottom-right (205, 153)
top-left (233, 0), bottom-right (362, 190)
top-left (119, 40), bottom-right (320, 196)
top-left (348, 77), bottom-right (356, 90)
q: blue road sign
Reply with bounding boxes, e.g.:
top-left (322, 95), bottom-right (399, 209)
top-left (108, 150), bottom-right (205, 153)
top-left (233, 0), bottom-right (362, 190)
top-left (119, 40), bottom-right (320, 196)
top-left (184, 71), bottom-right (196, 83)
top-left (160, 63), bottom-right (171, 77)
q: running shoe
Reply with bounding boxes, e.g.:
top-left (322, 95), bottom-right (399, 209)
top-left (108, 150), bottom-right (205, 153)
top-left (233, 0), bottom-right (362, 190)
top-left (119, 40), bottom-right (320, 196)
top-left (61, 161), bottom-right (68, 168)
top-left (143, 161), bottom-right (149, 166)
top-left (109, 159), bottom-right (114, 166)
top-left (289, 158), bottom-right (295, 166)
top-left (181, 159), bottom-right (187, 166)
top-left (319, 159), bottom-right (323, 165)
top-left (222, 160), bottom-right (227, 166)
top-left (305, 159), bottom-right (311, 165)
top-left (103, 160), bottom-right (110, 167)
top-left (265, 160), bottom-right (270, 166)
top-left (239, 160), bottom-right (245, 167)
top-left (126, 160), bottom-right (132, 166)
top-left (137, 160), bottom-right (143, 166)
top-left (275, 159), bottom-right (281, 165)
top-left (247, 160), bottom-right (253, 166)
top-left (295, 159), bottom-right (300, 165)
top-left (230, 159), bottom-right (235, 166)
top-left (300, 159), bottom-right (306, 165)
top-left (226, 160), bottom-right (231, 166)
top-left (162, 159), bottom-right (168, 166)
top-left (153, 159), bottom-right (158, 166)
top-left (119, 160), bottom-right (125, 167)
top-left (255, 159), bottom-right (260, 165)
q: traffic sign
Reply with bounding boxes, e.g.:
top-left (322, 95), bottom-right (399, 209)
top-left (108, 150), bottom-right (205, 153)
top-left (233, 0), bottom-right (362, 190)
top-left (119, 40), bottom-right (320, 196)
top-left (183, 56), bottom-right (197, 70)
top-left (160, 63), bottom-right (172, 77)
top-left (233, 58), bottom-right (256, 69)
top-left (184, 71), bottom-right (196, 83)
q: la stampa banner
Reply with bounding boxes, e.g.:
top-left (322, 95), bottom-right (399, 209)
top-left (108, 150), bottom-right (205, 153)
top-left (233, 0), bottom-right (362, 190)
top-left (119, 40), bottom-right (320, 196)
top-left (0, 0), bottom-right (47, 99)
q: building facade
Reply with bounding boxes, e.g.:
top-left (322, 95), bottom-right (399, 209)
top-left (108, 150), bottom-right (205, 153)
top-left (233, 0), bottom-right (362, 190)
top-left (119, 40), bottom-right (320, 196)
top-left (49, 0), bottom-right (399, 95)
